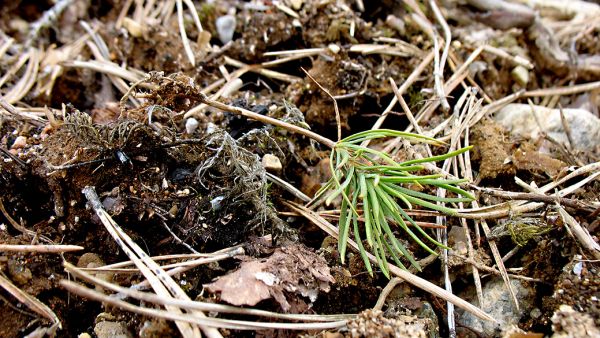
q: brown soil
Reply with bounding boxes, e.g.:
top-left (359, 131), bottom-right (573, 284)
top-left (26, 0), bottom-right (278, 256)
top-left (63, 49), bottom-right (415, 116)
top-left (1, 1), bottom-right (599, 338)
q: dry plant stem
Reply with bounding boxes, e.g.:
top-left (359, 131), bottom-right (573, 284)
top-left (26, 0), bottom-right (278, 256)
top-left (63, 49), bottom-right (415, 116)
top-left (263, 47), bottom-right (325, 57)
top-left (266, 173), bottom-right (311, 202)
top-left (3, 48), bottom-right (40, 104)
top-left (389, 79), bottom-right (432, 158)
top-left (458, 163), bottom-right (600, 219)
top-left (0, 273), bottom-right (60, 328)
top-left (474, 199), bottom-right (520, 310)
top-left (175, 0), bottom-right (195, 66)
top-left (65, 262), bottom-right (352, 322)
top-left (0, 244), bottom-right (83, 253)
top-left (224, 57), bottom-right (301, 83)
top-left (448, 51), bottom-right (493, 104)
top-left (82, 186), bottom-right (220, 338)
top-left (61, 280), bottom-right (348, 330)
top-left (159, 219), bottom-right (199, 254)
top-left (0, 98), bottom-right (44, 127)
top-left (429, 0), bottom-right (451, 112)
top-left (452, 255), bottom-right (543, 283)
top-left (437, 93), bottom-right (476, 334)
top-left (83, 249), bottom-right (242, 270)
top-left (62, 60), bottom-right (143, 83)
top-left (184, 67), bottom-right (248, 118)
top-left (0, 199), bottom-right (34, 238)
top-left (0, 36), bottom-right (14, 59)
top-left (373, 253), bottom-right (438, 310)
top-left (481, 45), bottom-right (534, 69)
top-left (302, 67), bottom-right (341, 141)
top-left (524, 80), bottom-right (600, 97)
top-left (131, 248), bottom-right (244, 291)
top-left (80, 22), bottom-right (138, 103)
top-left (89, 248), bottom-right (243, 273)
top-left (408, 46), bottom-right (484, 133)
top-left (284, 201), bottom-right (497, 323)
top-left (24, 0), bottom-right (72, 48)
top-left (556, 204), bottom-right (600, 260)
top-left (0, 50), bottom-right (29, 88)
top-left (459, 128), bottom-right (484, 307)
top-left (197, 93), bottom-right (336, 148)
top-left (365, 50), bottom-right (435, 145)
top-left (374, 277), bottom-right (402, 311)
top-left (115, 0), bottom-right (133, 29)
top-left (479, 190), bottom-right (596, 213)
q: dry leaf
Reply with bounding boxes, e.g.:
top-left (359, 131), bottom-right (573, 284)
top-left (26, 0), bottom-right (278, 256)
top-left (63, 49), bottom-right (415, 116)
top-left (204, 244), bottom-right (334, 311)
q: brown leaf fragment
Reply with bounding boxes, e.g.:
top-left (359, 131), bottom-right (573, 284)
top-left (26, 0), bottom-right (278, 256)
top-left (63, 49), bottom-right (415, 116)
top-left (204, 260), bottom-right (272, 307)
top-left (204, 244), bottom-right (335, 311)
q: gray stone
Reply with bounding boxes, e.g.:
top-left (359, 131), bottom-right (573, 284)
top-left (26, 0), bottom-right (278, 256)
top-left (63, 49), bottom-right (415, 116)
top-left (262, 154), bottom-right (282, 173)
top-left (94, 321), bottom-right (132, 338)
top-left (551, 305), bottom-right (600, 338)
top-left (511, 65), bottom-right (529, 86)
top-left (185, 118), bottom-right (199, 134)
top-left (457, 278), bottom-right (534, 336)
top-left (216, 15), bottom-right (236, 44)
top-left (494, 103), bottom-right (600, 151)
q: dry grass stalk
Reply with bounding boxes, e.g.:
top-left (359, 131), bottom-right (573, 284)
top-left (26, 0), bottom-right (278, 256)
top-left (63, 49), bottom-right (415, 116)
top-left (196, 92), bottom-right (336, 148)
top-left (61, 279), bottom-right (350, 330)
top-left (481, 45), bottom-right (534, 69)
top-left (349, 43), bottom-right (423, 57)
top-left (524, 80), bottom-right (600, 97)
top-left (429, 0), bottom-right (451, 112)
top-left (175, 0), bottom-right (195, 66)
top-left (82, 186), bottom-right (221, 338)
top-left (367, 50), bottom-right (435, 141)
top-left (0, 244), bottom-right (83, 253)
top-left (62, 60), bottom-right (143, 83)
top-left (557, 204), bottom-right (600, 260)
top-left (0, 273), bottom-right (61, 332)
top-left (0, 98), bottom-right (46, 126)
top-left (65, 262), bottom-right (352, 324)
top-left (2, 48), bottom-right (40, 104)
top-left (224, 56), bottom-right (302, 83)
top-left (84, 248), bottom-right (243, 274)
top-left (302, 67), bottom-right (341, 141)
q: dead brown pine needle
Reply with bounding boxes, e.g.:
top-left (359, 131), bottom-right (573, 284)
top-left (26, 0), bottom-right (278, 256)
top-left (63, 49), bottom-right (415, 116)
top-left (301, 67), bottom-right (341, 141)
top-left (0, 244), bottom-right (83, 253)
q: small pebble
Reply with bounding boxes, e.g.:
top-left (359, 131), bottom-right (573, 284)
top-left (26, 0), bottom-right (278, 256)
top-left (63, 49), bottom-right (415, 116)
top-left (122, 17), bottom-right (144, 38)
top-left (386, 15), bottom-right (405, 35)
top-left (8, 259), bottom-right (32, 285)
top-left (511, 65), bottom-right (529, 86)
top-left (262, 154), bottom-right (282, 173)
top-left (210, 196), bottom-right (225, 210)
top-left (328, 44), bottom-right (341, 54)
top-left (185, 118), bottom-right (199, 134)
top-left (11, 135), bottom-right (27, 149)
top-left (216, 15), bottom-right (236, 44)
top-left (94, 321), bottom-right (132, 338)
top-left (289, 0), bottom-right (304, 10)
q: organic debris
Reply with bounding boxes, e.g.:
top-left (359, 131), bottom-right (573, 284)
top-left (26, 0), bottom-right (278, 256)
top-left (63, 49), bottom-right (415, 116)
top-left (1, 0), bottom-right (600, 337)
top-left (205, 244), bottom-right (334, 311)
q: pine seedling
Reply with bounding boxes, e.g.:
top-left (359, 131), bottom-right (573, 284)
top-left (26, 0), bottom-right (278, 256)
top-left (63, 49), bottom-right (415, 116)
top-left (312, 129), bottom-right (474, 277)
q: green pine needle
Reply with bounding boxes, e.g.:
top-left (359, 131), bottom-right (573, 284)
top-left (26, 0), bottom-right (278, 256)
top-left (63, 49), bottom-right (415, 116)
top-left (326, 130), bottom-right (474, 277)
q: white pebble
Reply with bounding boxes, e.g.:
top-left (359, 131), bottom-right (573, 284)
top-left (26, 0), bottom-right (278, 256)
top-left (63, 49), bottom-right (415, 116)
top-left (185, 118), bottom-right (199, 134)
top-left (262, 154), bottom-right (282, 173)
top-left (11, 136), bottom-right (27, 149)
top-left (216, 15), bottom-right (236, 44)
